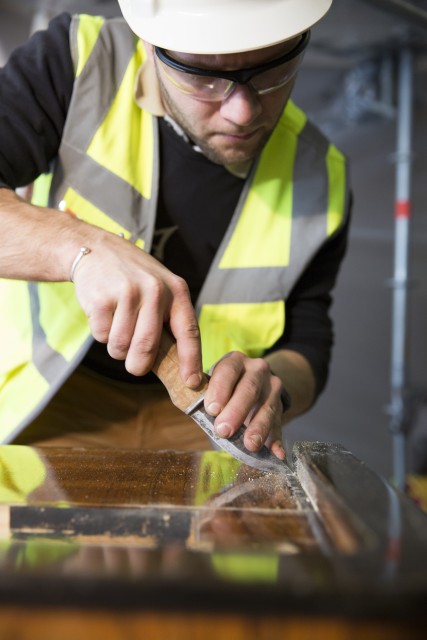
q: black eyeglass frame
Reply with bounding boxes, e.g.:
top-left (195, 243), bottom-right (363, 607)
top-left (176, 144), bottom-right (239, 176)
top-left (154, 31), bottom-right (310, 87)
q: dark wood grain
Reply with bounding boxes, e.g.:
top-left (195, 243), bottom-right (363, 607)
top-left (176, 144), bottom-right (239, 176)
top-left (1, 446), bottom-right (325, 552)
top-left (0, 443), bottom-right (426, 638)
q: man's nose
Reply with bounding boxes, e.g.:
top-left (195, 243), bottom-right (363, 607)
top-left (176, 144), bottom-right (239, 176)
top-left (219, 83), bottom-right (262, 126)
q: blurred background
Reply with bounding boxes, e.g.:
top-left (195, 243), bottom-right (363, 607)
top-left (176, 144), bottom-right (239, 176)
top-left (1, 0), bottom-right (427, 482)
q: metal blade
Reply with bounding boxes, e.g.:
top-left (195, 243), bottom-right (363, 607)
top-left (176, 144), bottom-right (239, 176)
top-left (186, 398), bottom-right (293, 475)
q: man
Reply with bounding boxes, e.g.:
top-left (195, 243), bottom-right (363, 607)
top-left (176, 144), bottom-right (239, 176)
top-left (0, 0), bottom-right (350, 459)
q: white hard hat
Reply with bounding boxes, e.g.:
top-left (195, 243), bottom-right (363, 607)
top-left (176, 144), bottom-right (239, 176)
top-left (117, 0), bottom-right (333, 54)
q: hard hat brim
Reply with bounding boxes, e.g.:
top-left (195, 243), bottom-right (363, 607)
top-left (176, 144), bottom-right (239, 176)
top-left (119, 0), bottom-right (333, 54)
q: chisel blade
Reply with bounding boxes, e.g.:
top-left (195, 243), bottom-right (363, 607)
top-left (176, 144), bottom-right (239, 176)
top-left (186, 397), bottom-right (293, 475)
top-left (152, 328), bottom-right (292, 475)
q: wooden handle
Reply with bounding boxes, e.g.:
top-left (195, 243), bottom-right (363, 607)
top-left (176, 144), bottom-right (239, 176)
top-left (151, 328), bottom-right (209, 411)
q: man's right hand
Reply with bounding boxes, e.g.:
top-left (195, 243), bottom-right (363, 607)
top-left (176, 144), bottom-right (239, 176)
top-left (72, 230), bottom-right (203, 386)
top-left (0, 188), bottom-right (203, 389)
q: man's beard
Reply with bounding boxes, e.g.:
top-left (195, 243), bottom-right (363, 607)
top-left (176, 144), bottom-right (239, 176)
top-left (159, 81), bottom-right (270, 167)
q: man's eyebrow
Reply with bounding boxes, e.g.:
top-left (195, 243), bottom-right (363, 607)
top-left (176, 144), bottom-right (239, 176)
top-left (167, 36), bottom-right (302, 72)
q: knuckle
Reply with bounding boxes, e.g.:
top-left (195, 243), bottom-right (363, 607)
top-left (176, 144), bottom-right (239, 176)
top-left (270, 375), bottom-right (283, 395)
top-left (124, 335), bottom-right (157, 377)
top-left (268, 377), bottom-right (288, 414)
top-left (107, 336), bottom-right (130, 356)
top-left (184, 321), bottom-right (201, 341)
top-left (118, 283), bottom-right (142, 309)
top-left (253, 357), bottom-right (271, 376)
top-left (245, 424), bottom-right (266, 448)
top-left (132, 335), bottom-right (157, 358)
top-left (223, 352), bottom-right (244, 375)
top-left (86, 306), bottom-right (112, 343)
top-left (242, 376), bottom-right (260, 399)
top-left (145, 277), bottom-right (167, 304)
top-left (170, 274), bottom-right (190, 297)
top-left (251, 405), bottom-right (273, 430)
top-left (264, 401), bottom-right (280, 423)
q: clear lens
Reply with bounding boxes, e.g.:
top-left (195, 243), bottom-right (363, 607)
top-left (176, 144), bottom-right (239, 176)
top-left (158, 43), bottom-right (306, 102)
top-left (160, 63), bottom-right (233, 101)
top-left (250, 53), bottom-right (304, 95)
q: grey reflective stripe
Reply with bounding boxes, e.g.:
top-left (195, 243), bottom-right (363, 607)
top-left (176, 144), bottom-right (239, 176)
top-left (3, 284), bottom-right (94, 443)
top-left (292, 119), bottom-right (330, 222)
top-left (196, 119), bottom-right (336, 312)
top-left (196, 173), bottom-right (253, 310)
top-left (65, 17), bottom-right (137, 153)
top-left (4, 338), bottom-right (94, 444)
top-left (50, 17), bottom-right (159, 249)
top-left (196, 163), bottom-right (285, 308)
top-left (51, 147), bottom-right (156, 242)
top-left (196, 266), bottom-right (286, 309)
top-left (29, 283), bottom-right (69, 384)
top-left (286, 119), bottom-right (331, 289)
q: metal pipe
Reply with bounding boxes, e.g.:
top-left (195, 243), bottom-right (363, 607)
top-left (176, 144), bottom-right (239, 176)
top-left (359, 0), bottom-right (427, 30)
top-left (389, 47), bottom-right (413, 491)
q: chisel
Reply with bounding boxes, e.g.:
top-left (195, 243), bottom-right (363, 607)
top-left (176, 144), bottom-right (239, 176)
top-left (152, 328), bottom-right (292, 474)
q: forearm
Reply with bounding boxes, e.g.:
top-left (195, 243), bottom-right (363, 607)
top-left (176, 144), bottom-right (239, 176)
top-left (264, 348), bottom-right (316, 422)
top-left (0, 187), bottom-right (202, 383)
top-left (0, 187), bottom-right (104, 282)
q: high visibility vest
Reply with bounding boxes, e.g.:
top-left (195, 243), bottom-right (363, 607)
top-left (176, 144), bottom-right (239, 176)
top-left (0, 15), bottom-right (349, 442)
top-left (0, 445), bottom-right (79, 566)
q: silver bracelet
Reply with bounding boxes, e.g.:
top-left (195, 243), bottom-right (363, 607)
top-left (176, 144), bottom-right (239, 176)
top-left (70, 246), bottom-right (91, 282)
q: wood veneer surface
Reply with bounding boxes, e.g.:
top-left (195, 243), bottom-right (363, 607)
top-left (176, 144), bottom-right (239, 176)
top-left (0, 447), bottom-right (326, 553)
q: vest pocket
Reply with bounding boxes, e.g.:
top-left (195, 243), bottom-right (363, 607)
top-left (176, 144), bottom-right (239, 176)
top-left (199, 300), bottom-right (285, 371)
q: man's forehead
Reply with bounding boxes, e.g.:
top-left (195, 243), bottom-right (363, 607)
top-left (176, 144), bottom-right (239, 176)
top-left (166, 38), bottom-right (300, 70)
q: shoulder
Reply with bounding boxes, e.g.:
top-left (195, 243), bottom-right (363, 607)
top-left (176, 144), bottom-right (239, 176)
top-left (279, 100), bottom-right (348, 165)
top-left (69, 14), bottom-right (141, 76)
top-left (69, 14), bottom-right (138, 52)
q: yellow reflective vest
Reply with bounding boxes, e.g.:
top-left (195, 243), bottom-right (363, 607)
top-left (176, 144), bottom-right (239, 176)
top-left (0, 15), bottom-right (349, 441)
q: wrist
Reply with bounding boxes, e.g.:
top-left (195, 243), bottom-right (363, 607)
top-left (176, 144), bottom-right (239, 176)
top-left (69, 246), bottom-right (92, 282)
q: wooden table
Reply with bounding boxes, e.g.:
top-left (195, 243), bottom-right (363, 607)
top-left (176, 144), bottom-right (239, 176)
top-left (0, 442), bottom-right (426, 639)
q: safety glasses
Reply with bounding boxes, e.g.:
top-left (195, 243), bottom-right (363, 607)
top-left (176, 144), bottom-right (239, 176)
top-left (155, 31), bottom-right (310, 102)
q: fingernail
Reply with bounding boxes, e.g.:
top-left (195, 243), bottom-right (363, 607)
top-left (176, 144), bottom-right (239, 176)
top-left (186, 373), bottom-right (202, 388)
top-left (215, 422), bottom-right (231, 438)
top-left (207, 402), bottom-right (221, 416)
top-left (249, 434), bottom-right (263, 449)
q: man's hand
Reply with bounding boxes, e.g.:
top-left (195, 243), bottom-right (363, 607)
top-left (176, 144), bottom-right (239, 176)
top-left (203, 349), bottom-right (316, 460)
top-left (71, 232), bottom-right (203, 387)
top-left (0, 188), bottom-right (203, 389)
top-left (203, 352), bottom-right (287, 460)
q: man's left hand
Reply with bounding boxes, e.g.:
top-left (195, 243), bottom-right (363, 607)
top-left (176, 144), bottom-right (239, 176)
top-left (203, 352), bottom-right (287, 460)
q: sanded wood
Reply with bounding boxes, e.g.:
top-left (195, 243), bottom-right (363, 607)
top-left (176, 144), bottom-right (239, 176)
top-left (0, 447), bottom-right (326, 552)
top-left (0, 444), bottom-right (426, 634)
